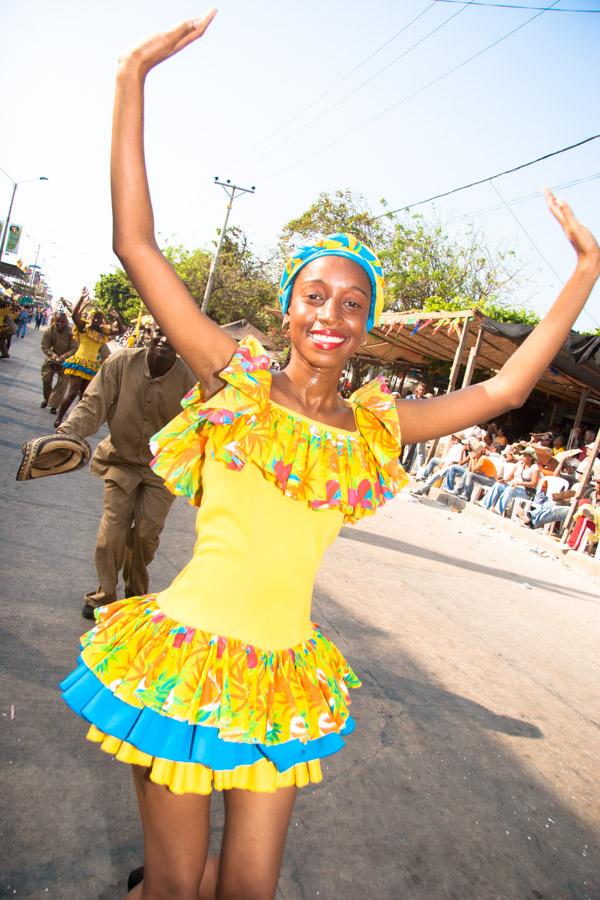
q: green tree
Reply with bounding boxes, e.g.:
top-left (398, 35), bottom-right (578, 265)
top-left (94, 227), bottom-right (279, 332)
top-left (384, 214), bottom-right (527, 318)
top-left (94, 269), bottom-right (142, 322)
top-left (280, 189), bottom-right (391, 258)
top-left (281, 190), bottom-right (537, 326)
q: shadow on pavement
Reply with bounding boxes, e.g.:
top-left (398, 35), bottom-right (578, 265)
top-left (340, 525), bottom-right (600, 603)
top-left (279, 589), bottom-right (599, 900)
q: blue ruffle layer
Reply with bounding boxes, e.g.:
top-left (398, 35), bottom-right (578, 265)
top-left (60, 660), bottom-right (354, 773)
top-left (62, 361), bottom-right (97, 378)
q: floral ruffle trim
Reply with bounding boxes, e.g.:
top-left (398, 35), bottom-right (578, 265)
top-left (150, 336), bottom-right (408, 522)
top-left (79, 595), bottom-right (360, 746)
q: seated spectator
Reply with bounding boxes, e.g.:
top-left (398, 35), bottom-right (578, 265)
top-left (577, 442), bottom-right (600, 480)
top-left (441, 440), bottom-right (485, 494)
top-left (402, 381), bottom-right (427, 472)
top-left (483, 448), bottom-right (540, 516)
top-left (445, 442), bottom-right (501, 500)
top-left (464, 445), bottom-right (517, 502)
top-left (492, 425), bottom-right (509, 451)
top-left (551, 434), bottom-right (566, 456)
top-left (412, 433), bottom-right (467, 497)
top-left (577, 431), bottom-right (595, 461)
top-left (566, 477), bottom-right (600, 550)
top-left (570, 426), bottom-right (583, 449)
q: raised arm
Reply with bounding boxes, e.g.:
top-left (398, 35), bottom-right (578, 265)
top-left (112, 11), bottom-right (237, 391)
top-left (71, 288), bottom-right (90, 331)
top-left (397, 191), bottom-right (600, 445)
top-left (107, 307), bottom-right (126, 337)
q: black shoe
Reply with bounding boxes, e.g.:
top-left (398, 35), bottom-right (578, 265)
top-left (49, 407), bottom-right (57, 414)
top-left (40, 400), bottom-right (47, 408)
top-left (127, 867), bottom-right (144, 892)
top-left (82, 603), bottom-right (97, 621)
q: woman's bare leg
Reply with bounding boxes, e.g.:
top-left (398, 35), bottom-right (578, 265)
top-left (216, 786), bottom-right (296, 900)
top-left (127, 765), bottom-right (211, 900)
top-left (54, 376), bottom-right (84, 426)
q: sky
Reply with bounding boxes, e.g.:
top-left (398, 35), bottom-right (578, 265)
top-left (1, 0), bottom-right (599, 329)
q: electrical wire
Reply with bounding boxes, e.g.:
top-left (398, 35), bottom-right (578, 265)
top-left (244, 1), bottom-right (473, 166)
top-left (234, 2), bottom-right (438, 167)
top-left (441, 171), bottom-right (600, 225)
top-left (435, 0), bottom-right (600, 11)
top-left (488, 179), bottom-right (599, 326)
top-left (369, 133), bottom-right (600, 219)
top-left (268, 0), bottom-right (562, 182)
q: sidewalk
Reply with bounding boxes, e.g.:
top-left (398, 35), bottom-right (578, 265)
top-left (423, 484), bottom-right (600, 578)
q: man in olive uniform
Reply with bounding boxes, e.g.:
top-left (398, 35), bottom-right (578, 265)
top-left (58, 325), bottom-right (195, 619)
top-left (40, 312), bottom-right (78, 413)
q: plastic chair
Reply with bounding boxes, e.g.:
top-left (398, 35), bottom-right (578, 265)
top-left (471, 483), bottom-right (493, 505)
top-left (511, 496), bottom-right (532, 521)
top-left (541, 476), bottom-right (569, 496)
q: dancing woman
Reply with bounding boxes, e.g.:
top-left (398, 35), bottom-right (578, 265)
top-left (54, 289), bottom-right (124, 426)
top-left (59, 13), bottom-right (600, 900)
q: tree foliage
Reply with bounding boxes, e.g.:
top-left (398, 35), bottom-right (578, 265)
top-left (95, 189), bottom-right (541, 338)
top-left (279, 189), bottom-right (390, 257)
top-left (280, 189), bottom-right (535, 326)
top-left (94, 226), bottom-right (278, 331)
top-left (94, 269), bottom-right (141, 322)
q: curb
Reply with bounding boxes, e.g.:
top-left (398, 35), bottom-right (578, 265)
top-left (411, 482), bottom-right (600, 582)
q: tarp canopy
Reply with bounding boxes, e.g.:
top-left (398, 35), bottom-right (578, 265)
top-left (359, 309), bottom-right (600, 403)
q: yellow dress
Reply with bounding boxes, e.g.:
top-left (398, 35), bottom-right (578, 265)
top-left (60, 337), bottom-right (409, 794)
top-left (63, 325), bottom-right (109, 380)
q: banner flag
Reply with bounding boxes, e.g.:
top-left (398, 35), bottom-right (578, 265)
top-left (6, 223), bottom-right (23, 254)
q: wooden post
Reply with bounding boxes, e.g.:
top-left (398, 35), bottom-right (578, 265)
top-left (561, 424), bottom-right (600, 539)
top-left (567, 389), bottom-right (588, 449)
top-left (461, 320), bottom-right (484, 389)
top-left (447, 317), bottom-right (472, 393)
top-left (426, 317), bottom-right (472, 463)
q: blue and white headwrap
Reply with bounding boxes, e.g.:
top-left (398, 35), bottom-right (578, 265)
top-left (278, 233), bottom-right (385, 332)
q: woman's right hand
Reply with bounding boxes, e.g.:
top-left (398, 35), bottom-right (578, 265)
top-left (119, 9), bottom-right (217, 77)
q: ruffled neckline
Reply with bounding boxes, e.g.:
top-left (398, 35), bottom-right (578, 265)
top-left (268, 397), bottom-right (359, 436)
top-left (150, 336), bottom-right (408, 522)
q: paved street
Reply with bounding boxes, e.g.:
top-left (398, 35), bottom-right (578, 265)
top-left (1, 330), bottom-right (599, 900)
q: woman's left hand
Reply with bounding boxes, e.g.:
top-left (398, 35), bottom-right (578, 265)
top-left (545, 187), bottom-right (600, 268)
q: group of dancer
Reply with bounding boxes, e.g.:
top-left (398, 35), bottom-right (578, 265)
top-left (15, 12), bottom-right (600, 900)
top-left (39, 288), bottom-right (125, 426)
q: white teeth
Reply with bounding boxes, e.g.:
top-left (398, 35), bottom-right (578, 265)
top-left (310, 333), bottom-right (344, 345)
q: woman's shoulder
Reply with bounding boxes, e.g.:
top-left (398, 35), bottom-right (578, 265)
top-left (150, 341), bottom-right (409, 522)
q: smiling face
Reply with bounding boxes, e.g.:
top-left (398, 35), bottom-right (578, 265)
top-left (147, 325), bottom-right (176, 366)
top-left (287, 256), bottom-right (371, 368)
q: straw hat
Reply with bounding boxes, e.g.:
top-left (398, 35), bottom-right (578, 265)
top-left (16, 434), bottom-right (91, 481)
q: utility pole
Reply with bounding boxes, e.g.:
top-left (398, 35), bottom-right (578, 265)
top-left (201, 178), bottom-right (255, 316)
top-left (0, 181), bottom-right (18, 263)
top-left (29, 243), bottom-right (41, 286)
top-left (0, 170), bottom-right (48, 263)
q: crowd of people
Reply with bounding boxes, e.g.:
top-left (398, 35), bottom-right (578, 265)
top-left (405, 414), bottom-right (600, 555)
top-left (0, 291), bottom-right (50, 356)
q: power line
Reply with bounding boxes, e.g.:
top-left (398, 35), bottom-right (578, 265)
top-left (441, 171), bottom-right (600, 225)
top-left (235, 2), bottom-right (438, 167)
top-left (269, 0), bottom-right (561, 182)
top-left (369, 134), bottom-right (600, 219)
top-left (435, 0), bottom-right (600, 11)
top-left (488, 180), bottom-right (599, 326)
top-left (247, 1), bottom-right (473, 165)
